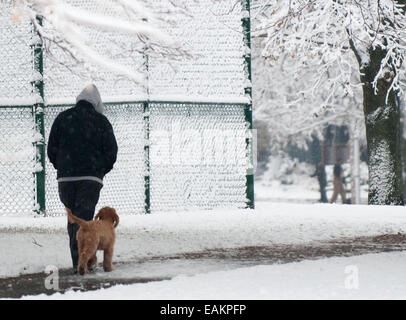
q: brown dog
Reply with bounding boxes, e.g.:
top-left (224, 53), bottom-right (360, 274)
top-left (66, 207), bottom-right (119, 275)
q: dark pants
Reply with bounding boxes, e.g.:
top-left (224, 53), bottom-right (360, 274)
top-left (58, 180), bottom-right (103, 269)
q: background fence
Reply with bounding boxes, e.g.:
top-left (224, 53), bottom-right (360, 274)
top-left (0, 0), bottom-right (254, 216)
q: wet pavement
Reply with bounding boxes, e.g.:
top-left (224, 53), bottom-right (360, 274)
top-left (1, 233), bottom-right (406, 299)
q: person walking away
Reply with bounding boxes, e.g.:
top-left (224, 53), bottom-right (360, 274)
top-left (47, 84), bottom-right (118, 273)
top-left (316, 162), bottom-right (328, 203)
top-left (330, 163), bottom-right (346, 204)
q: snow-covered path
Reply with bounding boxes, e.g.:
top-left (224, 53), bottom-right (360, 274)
top-left (2, 232), bottom-right (406, 298)
top-left (1, 202), bottom-right (406, 279)
top-left (1, 200), bottom-right (406, 299)
top-left (20, 251), bottom-right (406, 300)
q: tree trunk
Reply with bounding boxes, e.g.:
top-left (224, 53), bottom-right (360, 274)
top-left (349, 117), bottom-right (361, 204)
top-left (361, 46), bottom-right (404, 205)
top-left (399, 98), bottom-right (406, 200)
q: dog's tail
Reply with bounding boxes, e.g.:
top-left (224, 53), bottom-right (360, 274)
top-left (66, 207), bottom-right (87, 227)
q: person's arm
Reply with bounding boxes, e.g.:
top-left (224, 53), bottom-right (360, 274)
top-left (102, 119), bottom-right (118, 175)
top-left (47, 116), bottom-right (60, 169)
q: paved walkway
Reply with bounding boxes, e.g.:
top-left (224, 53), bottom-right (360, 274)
top-left (1, 233), bottom-right (405, 298)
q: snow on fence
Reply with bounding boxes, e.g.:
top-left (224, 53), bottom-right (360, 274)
top-left (0, 0), bottom-right (253, 216)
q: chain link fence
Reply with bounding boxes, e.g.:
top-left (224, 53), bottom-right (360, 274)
top-left (0, 0), bottom-right (254, 216)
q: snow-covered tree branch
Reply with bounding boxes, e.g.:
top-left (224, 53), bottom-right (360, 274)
top-left (252, 34), bottom-right (364, 153)
top-left (12, 0), bottom-right (191, 84)
top-left (253, 0), bottom-right (406, 205)
top-left (254, 0), bottom-right (406, 105)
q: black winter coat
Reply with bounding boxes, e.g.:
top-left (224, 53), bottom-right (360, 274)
top-left (47, 100), bottom-right (118, 180)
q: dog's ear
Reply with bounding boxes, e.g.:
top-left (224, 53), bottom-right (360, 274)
top-left (96, 207), bottom-right (119, 227)
top-left (95, 208), bottom-right (105, 221)
top-left (112, 209), bottom-right (119, 228)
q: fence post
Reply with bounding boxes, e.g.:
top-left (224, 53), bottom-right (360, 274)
top-left (144, 101), bottom-right (151, 214)
top-left (143, 47), bottom-right (151, 214)
top-left (242, 0), bottom-right (254, 209)
top-left (32, 17), bottom-right (46, 215)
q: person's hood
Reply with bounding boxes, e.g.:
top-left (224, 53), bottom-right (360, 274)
top-left (76, 84), bottom-right (105, 114)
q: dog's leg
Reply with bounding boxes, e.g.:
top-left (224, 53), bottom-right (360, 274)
top-left (103, 246), bottom-right (114, 272)
top-left (78, 251), bottom-right (89, 275)
top-left (78, 243), bottom-right (97, 275)
top-left (88, 254), bottom-right (97, 271)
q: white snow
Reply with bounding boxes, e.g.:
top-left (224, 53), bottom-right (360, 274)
top-left (0, 165), bottom-right (404, 299)
top-left (1, 201), bottom-right (406, 279)
top-left (0, 98), bottom-right (39, 107)
top-left (1, 165), bottom-right (405, 299)
top-left (22, 251), bottom-right (406, 300)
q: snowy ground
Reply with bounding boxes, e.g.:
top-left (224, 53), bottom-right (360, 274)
top-left (22, 251), bottom-right (406, 300)
top-left (2, 174), bottom-right (406, 299)
top-left (255, 160), bottom-right (370, 204)
top-left (2, 201), bottom-right (406, 279)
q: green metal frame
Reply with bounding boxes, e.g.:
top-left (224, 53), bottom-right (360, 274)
top-left (32, 17), bottom-right (46, 215)
top-left (143, 101), bottom-right (151, 214)
top-left (242, 0), bottom-right (254, 209)
top-left (143, 49), bottom-right (151, 214)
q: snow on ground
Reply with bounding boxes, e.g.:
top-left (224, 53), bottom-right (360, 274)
top-left (21, 251), bottom-right (406, 300)
top-left (1, 201), bottom-right (406, 279)
top-left (255, 160), bottom-right (370, 203)
top-left (1, 169), bottom-right (405, 299)
top-left (255, 180), bottom-right (321, 203)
